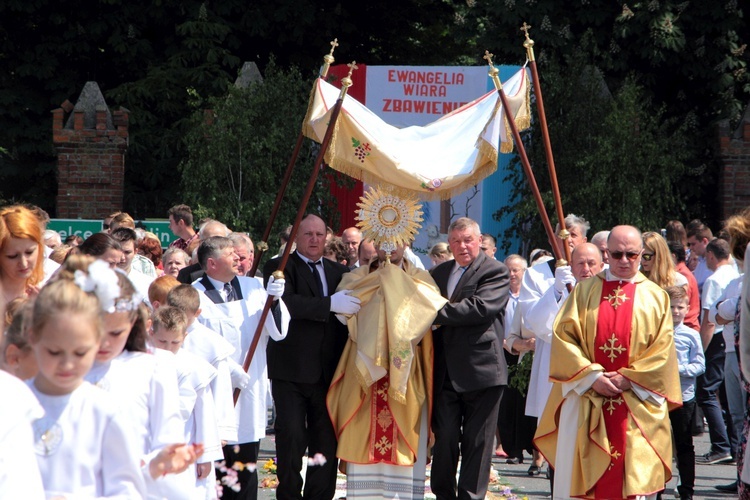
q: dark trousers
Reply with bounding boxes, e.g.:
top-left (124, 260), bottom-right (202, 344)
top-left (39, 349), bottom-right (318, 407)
top-left (670, 398), bottom-right (697, 497)
top-left (218, 441), bottom-right (260, 500)
top-left (271, 379), bottom-right (338, 500)
top-left (431, 378), bottom-right (504, 500)
top-left (697, 335), bottom-right (731, 455)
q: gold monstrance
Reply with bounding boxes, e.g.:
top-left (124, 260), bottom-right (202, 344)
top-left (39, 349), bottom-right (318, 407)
top-left (356, 186), bottom-right (423, 264)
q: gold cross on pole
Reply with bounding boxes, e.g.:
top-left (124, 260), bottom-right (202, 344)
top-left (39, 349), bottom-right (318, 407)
top-left (483, 50), bottom-right (495, 67)
top-left (347, 61), bottom-right (359, 77)
top-left (321, 38), bottom-right (339, 78)
top-left (520, 22), bottom-right (536, 59)
top-left (339, 61), bottom-right (358, 97)
top-left (520, 22), bottom-right (532, 39)
top-left (483, 50), bottom-right (502, 90)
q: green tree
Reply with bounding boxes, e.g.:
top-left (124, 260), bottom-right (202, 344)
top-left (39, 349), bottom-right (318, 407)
top-left (0, 0), bottom-right (461, 216)
top-left (454, 1), bottom-right (747, 227)
top-left (179, 61), bottom-right (346, 252)
top-left (495, 49), bottom-right (692, 253)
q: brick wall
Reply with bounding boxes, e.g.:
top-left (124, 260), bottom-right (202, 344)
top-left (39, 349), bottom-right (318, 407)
top-left (718, 106), bottom-right (750, 219)
top-left (52, 82), bottom-right (129, 218)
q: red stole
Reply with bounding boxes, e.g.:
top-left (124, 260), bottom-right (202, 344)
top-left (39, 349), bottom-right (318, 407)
top-left (593, 280), bottom-right (636, 499)
top-left (369, 378), bottom-right (398, 463)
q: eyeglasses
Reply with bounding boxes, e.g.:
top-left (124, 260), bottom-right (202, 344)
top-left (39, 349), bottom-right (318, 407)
top-left (641, 252), bottom-right (654, 262)
top-left (609, 250), bottom-right (641, 261)
top-left (102, 224), bottom-right (110, 229)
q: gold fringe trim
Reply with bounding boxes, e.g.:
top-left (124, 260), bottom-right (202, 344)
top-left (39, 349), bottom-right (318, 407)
top-left (476, 139), bottom-right (499, 167)
top-left (325, 117), bottom-right (340, 165)
top-left (324, 155), bottom-right (498, 202)
top-left (498, 72), bottom-right (532, 153)
top-left (354, 363), bottom-right (373, 393)
top-left (301, 78), bottom-right (320, 140)
top-left (514, 74), bottom-right (532, 131)
top-left (388, 386), bottom-right (407, 405)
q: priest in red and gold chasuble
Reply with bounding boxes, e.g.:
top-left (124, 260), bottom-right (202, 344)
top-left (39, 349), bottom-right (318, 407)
top-left (534, 226), bottom-right (681, 500)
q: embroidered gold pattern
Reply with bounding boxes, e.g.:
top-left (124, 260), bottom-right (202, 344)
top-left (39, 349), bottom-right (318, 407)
top-left (377, 407), bottom-right (393, 431)
top-left (608, 445), bottom-right (622, 469)
top-left (374, 435), bottom-right (393, 455)
top-left (604, 285), bottom-right (629, 309)
top-left (604, 396), bottom-right (624, 415)
top-left (375, 381), bottom-right (389, 401)
top-left (599, 333), bottom-right (626, 362)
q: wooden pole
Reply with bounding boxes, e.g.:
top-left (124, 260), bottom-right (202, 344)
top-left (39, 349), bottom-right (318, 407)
top-left (249, 39), bottom-right (340, 277)
top-left (483, 51), bottom-right (562, 261)
top-left (234, 61), bottom-right (357, 405)
top-left (520, 23), bottom-right (571, 266)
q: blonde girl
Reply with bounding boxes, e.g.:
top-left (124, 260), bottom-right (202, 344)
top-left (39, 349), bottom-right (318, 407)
top-left (54, 255), bottom-right (188, 496)
top-left (27, 275), bottom-right (145, 497)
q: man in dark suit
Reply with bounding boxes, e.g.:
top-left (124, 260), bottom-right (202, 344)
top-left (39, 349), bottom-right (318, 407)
top-left (430, 217), bottom-right (510, 500)
top-left (263, 214), bottom-right (360, 500)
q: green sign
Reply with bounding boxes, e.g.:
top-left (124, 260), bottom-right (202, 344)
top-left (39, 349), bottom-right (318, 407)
top-left (49, 219), bottom-right (176, 248)
top-left (141, 220), bottom-right (175, 247)
top-left (48, 219), bottom-right (103, 240)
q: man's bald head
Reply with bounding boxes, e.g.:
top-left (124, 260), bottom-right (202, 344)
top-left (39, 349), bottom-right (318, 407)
top-left (607, 225), bottom-right (643, 279)
top-left (358, 239), bottom-right (377, 268)
top-left (341, 227), bottom-right (362, 264)
top-left (199, 220), bottom-right (229, 239)
top-left (570, 242), bottom-right (603, 281)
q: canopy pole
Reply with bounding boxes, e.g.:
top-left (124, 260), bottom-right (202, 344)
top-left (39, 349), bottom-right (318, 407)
top-left (234, 61), bottom-right (358, 405)
top-left (249, 39), bottom-right (340, 277)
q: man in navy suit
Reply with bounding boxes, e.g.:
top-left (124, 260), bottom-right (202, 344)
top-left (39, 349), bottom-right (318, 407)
top-left (430, 217), bottom-right (510, 499)
top-left (263, 214), bottom-right (360, 500)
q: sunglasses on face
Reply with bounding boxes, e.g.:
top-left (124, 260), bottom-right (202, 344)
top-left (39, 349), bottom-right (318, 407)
top-left (609, 250), bottom-right (641, 262)
top-left (641, 252), bottom-right (654, 262)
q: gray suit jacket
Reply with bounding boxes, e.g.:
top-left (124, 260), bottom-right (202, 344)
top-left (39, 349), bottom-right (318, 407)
top-left (431, 252), bottom-right (510, 393)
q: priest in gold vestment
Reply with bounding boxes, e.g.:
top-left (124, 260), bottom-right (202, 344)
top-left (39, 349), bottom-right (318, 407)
top-left (534, 226), bottom-right (682, 500)
top-left (327, 244), bottom-right (447, 499)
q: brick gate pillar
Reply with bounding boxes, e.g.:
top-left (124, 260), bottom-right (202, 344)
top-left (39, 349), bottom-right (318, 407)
top-left (52, 81), bottom-right (129, 218)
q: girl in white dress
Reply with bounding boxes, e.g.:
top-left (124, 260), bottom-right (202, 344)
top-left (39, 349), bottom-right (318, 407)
top-left (27, 276), bottom-right (146, 498)
top-left (55, 255), bottom-right (187, 497)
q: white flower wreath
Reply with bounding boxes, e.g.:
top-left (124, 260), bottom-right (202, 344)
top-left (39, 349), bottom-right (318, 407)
top-left (73, 260), bottom-right (122, 313)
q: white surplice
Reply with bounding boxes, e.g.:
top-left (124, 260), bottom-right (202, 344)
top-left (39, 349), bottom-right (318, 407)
top-left (172, 348), bottom-right (221, 499)
top-left (183, 320), bottom-right (240, 443)
top-left (513, 260), bottom-right (556, 418)
top-left (193, 275), bottom-right (289, 444)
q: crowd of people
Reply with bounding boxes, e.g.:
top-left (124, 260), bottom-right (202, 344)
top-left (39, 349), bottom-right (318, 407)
top-left (5, 199), bottom-right (750, 500)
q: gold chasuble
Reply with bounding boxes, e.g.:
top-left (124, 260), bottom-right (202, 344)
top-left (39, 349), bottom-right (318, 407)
top-left (534, 272), bottom-right (681, 499)
top-left (327, 261), bottom-right (447, 465)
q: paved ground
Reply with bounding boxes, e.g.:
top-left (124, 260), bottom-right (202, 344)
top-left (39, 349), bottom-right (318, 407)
top-left (254, 427), bottom-right (739, 499)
